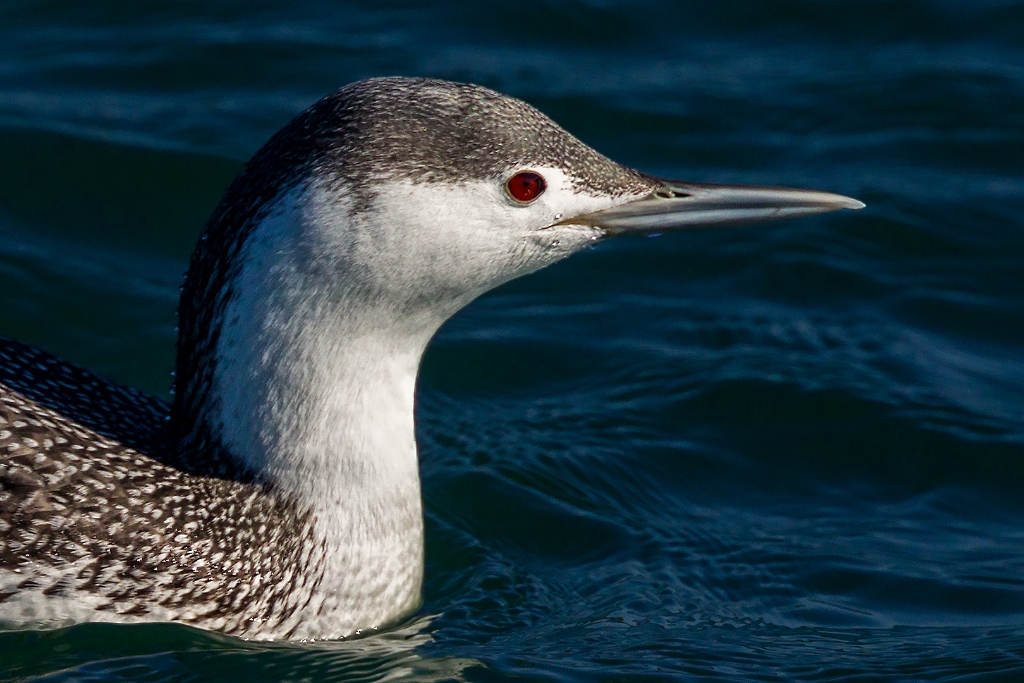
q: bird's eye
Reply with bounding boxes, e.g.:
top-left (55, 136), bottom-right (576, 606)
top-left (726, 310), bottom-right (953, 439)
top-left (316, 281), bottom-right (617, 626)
top-left (506, 171), bottom-right (546, 203)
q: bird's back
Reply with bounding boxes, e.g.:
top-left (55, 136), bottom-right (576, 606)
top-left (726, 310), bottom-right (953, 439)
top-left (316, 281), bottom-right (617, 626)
top-left (0, 337), bottom-right (322, 637)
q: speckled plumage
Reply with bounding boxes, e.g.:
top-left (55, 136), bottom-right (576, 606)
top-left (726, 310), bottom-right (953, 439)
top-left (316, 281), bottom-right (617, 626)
top-left (0, 336), bottom-right (324, 637)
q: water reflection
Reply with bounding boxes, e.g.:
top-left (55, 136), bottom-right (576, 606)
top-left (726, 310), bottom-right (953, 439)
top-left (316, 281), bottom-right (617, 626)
top-left (0, 615), bottom-right (481, 683)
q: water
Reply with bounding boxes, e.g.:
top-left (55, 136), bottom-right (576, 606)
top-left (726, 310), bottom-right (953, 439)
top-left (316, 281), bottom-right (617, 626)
top-left (1, 0), bottom-right (1023, 680)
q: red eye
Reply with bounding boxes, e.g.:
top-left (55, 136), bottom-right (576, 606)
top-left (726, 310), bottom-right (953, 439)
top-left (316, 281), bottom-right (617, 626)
top-left (506, 171), bottom-right (546, 203)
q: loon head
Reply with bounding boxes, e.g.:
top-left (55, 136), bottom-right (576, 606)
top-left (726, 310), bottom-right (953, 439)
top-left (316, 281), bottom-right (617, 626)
top-left (163, 76), bottom-right (861, 636)
top-left (170, 76), bottom-right (861, 484)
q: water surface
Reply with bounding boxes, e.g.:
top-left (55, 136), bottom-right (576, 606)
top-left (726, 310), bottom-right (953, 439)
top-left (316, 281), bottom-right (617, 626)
top-left (1, 1), bottom-right (1023, 681)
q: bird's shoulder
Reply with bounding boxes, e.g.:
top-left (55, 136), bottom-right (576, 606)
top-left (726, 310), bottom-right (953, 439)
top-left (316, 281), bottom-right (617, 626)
top-left (0, 335), bottom-right (167, 453)
top-left (0, 338), bottom-right (319, 632)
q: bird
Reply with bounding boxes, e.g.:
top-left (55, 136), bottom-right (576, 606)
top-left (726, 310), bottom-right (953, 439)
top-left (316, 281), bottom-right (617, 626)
top-left (0, 76), bottom-right (863, 641)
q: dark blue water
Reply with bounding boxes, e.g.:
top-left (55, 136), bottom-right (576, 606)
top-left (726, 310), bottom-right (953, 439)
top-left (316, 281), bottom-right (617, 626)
top-left (2, 1), bottom-right (1023, 681)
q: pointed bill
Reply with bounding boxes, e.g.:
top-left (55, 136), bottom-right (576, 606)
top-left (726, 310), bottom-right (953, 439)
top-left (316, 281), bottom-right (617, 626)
top-left (567, 180), bottom-right (864, 236)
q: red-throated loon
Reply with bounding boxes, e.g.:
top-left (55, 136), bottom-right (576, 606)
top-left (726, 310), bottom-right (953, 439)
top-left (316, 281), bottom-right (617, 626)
top-left (0, 76), bottom-right (863, 640)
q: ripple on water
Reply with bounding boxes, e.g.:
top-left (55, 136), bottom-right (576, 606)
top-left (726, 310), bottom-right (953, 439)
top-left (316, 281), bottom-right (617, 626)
top-left (2, 0), bottom-right (1024, 680)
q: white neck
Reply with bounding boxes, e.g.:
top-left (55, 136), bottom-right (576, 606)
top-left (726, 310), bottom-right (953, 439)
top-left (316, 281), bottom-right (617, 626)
top-left (200, 172), bottom-right (612, 637)
top-left (209, 184), bottom-right (448, 636)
